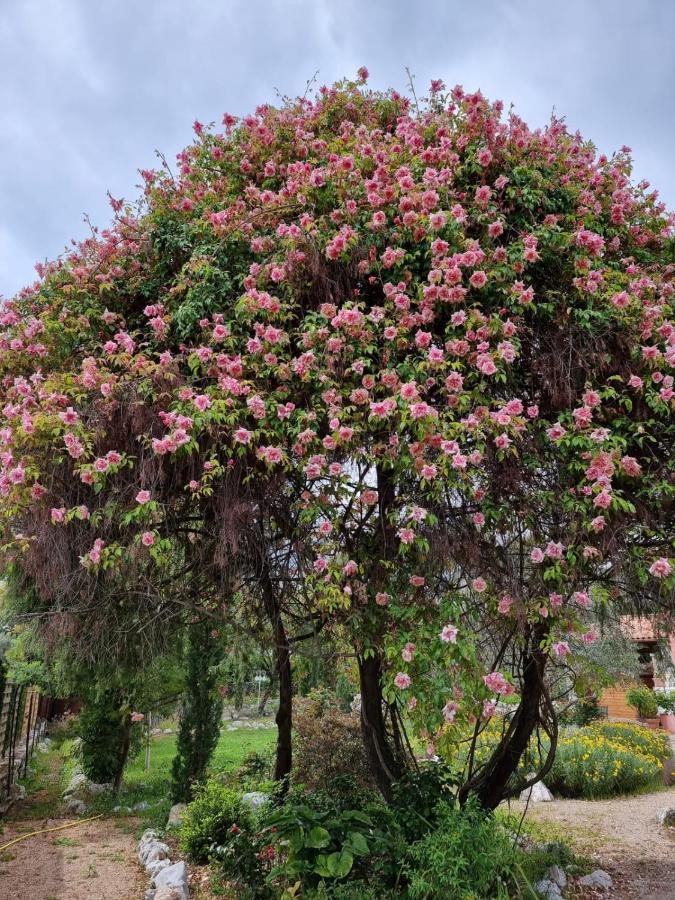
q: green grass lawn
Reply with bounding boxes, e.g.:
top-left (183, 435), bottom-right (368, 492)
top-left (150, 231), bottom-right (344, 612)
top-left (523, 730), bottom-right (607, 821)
top-left (124, 724), bottom-right (276, 796)
top-left (92, 723), bottom-right (277, 830)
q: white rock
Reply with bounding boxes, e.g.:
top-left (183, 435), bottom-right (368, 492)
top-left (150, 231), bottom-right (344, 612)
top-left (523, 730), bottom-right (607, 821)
top-left (519, 779), bottom-right (553, 803)
top-left (154, 887), bottom-right (188, 900)
top-left (140, 828), bottom-right (159, 844)
top-left (154, 860), bottom-right (188, 895)
top-left (87, 781), bottom-right (112, 796)
top-left (534, 879), bottom-right (562, 900)
top-left (64, 798), bottom-right (88, 815)
top-left (241, 791), bottom-right (269, 810)
top-left (167, 803), bottom-right (187, 827)
top-left (140, 840), bottom-right (171, 867)
top-left (64, 772), bottom-right (88, 796)
top-left (147, 858), bottom-right (172, 879)
top-left (144, 843), bottom-right (171, 868)
top-left (545, 864), bottom-right (567, 889)
top-left (579, 869), bottom-right (613, 890)
top-left (657, 806), bottom-right (675, 826)
top-left (134, 800), bottom-right (151, 812)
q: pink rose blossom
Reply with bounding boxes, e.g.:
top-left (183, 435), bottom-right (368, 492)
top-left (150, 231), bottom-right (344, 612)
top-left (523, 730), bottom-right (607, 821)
top-left (440, 624), bottom-right (458, 643)
top-left (394, 672), bottom-right (411, 690)
top-left (649, 558), bottom-right (672, 579)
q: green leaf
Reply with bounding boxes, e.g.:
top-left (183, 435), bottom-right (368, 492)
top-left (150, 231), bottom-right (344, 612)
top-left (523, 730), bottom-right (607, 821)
top-left (313, 854), bottom-right (333, 878)
top-left (344, 831), bottom-right (369, 856)
top-left (305, 826), bottom-right (331, 849)
top-left (326, 850), bottom-right (354, 878)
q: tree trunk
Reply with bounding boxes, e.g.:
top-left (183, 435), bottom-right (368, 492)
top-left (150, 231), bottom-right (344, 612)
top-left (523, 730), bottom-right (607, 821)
top-left (257, 676), bottom-right (275, 716)
top-left (358, 652), bottom-right (403, 802)
top-left (260, 567), bottom-right (293, 787)
top-left (274, 618), bottom-right (293, 785)
top-left (461, 630), bottom-right (555, 811)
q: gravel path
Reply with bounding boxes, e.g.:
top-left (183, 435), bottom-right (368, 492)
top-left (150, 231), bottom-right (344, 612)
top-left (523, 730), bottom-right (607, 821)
top-left (0, 815), bottom-right (145, 900)
top-left (520, 785), bottom-right (675, 899)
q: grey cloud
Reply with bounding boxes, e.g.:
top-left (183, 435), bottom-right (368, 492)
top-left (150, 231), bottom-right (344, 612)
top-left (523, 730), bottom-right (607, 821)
top-left (1, 0), bottom-right (673, 297)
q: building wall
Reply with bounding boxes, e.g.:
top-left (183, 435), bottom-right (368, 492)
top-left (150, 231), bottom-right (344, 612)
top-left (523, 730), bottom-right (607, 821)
top-left (599, 686), bottom-right (638, 720)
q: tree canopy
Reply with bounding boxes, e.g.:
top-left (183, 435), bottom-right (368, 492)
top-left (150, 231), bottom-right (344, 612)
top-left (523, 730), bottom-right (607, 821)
top-left (0, 71), bottom-right (673, 806)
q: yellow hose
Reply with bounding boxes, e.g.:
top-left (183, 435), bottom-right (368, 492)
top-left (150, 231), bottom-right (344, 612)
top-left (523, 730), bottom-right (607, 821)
top-left (0, 813), bottom-right (104, 852)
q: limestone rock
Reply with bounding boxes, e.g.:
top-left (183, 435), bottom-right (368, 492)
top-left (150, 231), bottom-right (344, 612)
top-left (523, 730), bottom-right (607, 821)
top-left (64, 771), bottom-right (88, 796)
top-left (241, 791), bottom-right (269, 811)
top-left (519, 779), bottom-right (553, 803)
top-left (167, 803), bottom-right (187, 827)
top-left (147, 858), bottom-right (172, 879)
top-left (154, 860), bottom-right (188, 897)
top-left (64, 798), bottom-right (88, 815)
top-left (545, 864), bottom-right (567, 888)
top-left (155, 887), bottom-right (188, 900)
top-left (657, 806), bottom-right (675, 826)
top-left (140, 839), bottom-right (171, 868)
top-left (9, 783), bottom-right (26, 801)
top-left (579, 869), bottom-right (613, 890)
top-left (534, 879), bottom-right (562, 900)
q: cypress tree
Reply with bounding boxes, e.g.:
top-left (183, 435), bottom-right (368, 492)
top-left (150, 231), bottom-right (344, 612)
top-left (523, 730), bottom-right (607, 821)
top-left (171, 618), bottom-right (224, 803)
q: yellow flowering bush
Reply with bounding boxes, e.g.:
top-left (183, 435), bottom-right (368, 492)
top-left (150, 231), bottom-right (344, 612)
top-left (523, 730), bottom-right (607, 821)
top-left (583, 721), bottom-right (671, 763)
top-left (548, 731), bottom-right (662, 798)
top-left (448, 719), bottom-right (667, 799)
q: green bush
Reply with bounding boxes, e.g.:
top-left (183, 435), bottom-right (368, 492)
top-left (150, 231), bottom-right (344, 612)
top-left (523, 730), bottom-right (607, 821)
top-left (180, 780), bottom-right (252, 862)
top-left (405, 799), bottom-right (517, 899)
top-left (236, 748), bottom-right (274, 789)
top-left (656, 691), bottom-right (675, 714)
top-left (258, 784), bottom-right (406, 893)
top-left (210, 823), bottom-right (269, 898)
top-left (626, 685), bottom-right (659, 718)
top-left (391, 763), bottom-right (459, 842)
top-left (77, 691), bottom-right (140, 784)
top-left (572, 696), bottom-right (603, 726)
top-left (548, 731), bottom-right (662, 798)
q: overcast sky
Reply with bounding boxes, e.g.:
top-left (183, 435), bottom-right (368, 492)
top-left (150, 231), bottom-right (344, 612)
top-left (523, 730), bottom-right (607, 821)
top-left (2, 0), bottom-right (674, 298)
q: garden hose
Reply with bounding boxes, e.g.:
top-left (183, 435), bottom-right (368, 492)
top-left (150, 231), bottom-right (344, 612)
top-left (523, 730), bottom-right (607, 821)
top-left (0, 813), bottom-right (104, 852)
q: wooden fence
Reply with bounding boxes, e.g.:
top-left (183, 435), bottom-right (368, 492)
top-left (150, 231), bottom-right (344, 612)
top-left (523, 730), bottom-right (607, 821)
top-left (0, 681), bottom-right (48, 811)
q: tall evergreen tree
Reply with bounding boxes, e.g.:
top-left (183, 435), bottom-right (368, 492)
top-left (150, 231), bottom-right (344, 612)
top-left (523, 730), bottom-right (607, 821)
top-left (171, 618), bottom-right (224, 803)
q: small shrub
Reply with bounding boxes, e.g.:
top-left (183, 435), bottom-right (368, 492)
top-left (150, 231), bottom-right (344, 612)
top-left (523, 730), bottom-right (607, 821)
top-left (293, 693), bottom-right (375, 792)
top-left (180, 780), bottom-right (252, 862)
top-left (626, 685), bottom-right (659, 719)
top-left (405, 799), bottom-right (517, 899)
top-left (391, 763), bottom-right (459, 842)
top-left (656, 691), bottom-right (675, 713)
top-left (261, 787), bottom-right (405, 892)
top-left (210, 824), bottom-right (269, 898)
top-left (572, 696), bottom-right (603, 726)
top-left (236, 748), bottom-right (274, 788)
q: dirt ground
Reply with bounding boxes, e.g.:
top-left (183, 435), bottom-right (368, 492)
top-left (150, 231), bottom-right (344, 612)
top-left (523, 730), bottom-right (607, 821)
top-left (519, 785), bottom-right (675, 899)
top-left (0, 815), bottom-right (145, 900)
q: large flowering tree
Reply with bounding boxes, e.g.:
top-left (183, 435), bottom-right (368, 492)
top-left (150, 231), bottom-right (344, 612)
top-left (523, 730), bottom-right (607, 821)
top-left (0, 72), bottom-right (673, 807)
